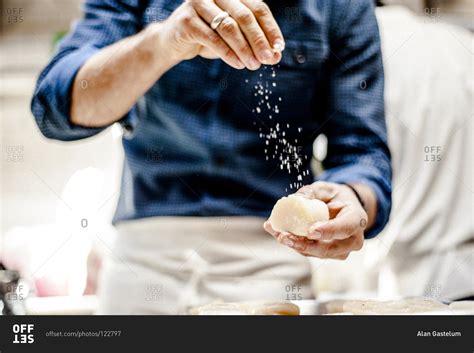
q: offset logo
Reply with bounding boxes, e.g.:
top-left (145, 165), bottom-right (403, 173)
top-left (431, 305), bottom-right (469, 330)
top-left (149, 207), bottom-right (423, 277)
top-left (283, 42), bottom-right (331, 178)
top-left (12, 324), bottom-right (34, 344)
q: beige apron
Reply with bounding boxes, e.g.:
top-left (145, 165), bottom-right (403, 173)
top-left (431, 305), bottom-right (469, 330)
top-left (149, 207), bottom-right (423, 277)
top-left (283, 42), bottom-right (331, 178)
top-left (97, 216), bottom-right (312, 314)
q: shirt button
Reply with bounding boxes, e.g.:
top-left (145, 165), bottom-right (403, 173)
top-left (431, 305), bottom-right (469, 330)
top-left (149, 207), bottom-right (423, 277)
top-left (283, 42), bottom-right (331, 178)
top-left (295, 53), bottom-right (306, 64)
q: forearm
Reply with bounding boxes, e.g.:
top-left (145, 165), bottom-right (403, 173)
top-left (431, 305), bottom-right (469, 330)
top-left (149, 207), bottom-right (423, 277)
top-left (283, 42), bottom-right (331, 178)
top-left (70, 23), bottom-right (178, 127)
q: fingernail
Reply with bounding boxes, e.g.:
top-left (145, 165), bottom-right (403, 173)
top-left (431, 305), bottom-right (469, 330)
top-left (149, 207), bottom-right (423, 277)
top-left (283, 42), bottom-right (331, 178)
top-left (273, 39), bottom-right (285, 52)
top-left (248, 57), bottom-right (261, 70)
top-left (307, 231), bottom-right (321, 240)
top-left (280, 238), bottom-right (294, 248)
top-left (262, 49), bottom-right (273, 60)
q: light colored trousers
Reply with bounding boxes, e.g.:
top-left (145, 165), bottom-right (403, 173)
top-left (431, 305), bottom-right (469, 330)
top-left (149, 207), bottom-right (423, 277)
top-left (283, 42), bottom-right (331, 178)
top-left (97, 217), bottom-right (313, 314)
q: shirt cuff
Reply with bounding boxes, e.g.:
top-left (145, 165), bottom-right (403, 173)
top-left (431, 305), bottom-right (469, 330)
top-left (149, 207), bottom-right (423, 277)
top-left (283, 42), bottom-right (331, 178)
top-left (318, 164), bottom-right (392, 239)
top-left (31, 44), bottom-right (138, 141)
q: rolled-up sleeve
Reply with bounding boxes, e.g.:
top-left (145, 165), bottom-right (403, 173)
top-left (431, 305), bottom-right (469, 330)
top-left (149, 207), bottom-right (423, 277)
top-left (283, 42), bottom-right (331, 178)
top-left (31, 0), bottom-right (143, 141)
top-left (319, 0), bottom-right (392, 238)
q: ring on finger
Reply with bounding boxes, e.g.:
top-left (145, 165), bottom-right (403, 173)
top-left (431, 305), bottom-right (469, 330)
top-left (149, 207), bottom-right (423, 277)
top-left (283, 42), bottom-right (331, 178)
top-left (210, 11), bottom-right (230, 30)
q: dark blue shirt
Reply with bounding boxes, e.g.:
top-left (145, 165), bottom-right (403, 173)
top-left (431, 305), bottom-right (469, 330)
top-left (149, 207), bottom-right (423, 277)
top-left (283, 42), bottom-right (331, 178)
top-left (31, 0), bottom-right (391, 238)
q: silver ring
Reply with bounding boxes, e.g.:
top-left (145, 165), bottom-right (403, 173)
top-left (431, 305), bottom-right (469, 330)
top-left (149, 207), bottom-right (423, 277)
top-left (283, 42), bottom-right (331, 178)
top-left (210, 11), bottom-right (230, 30)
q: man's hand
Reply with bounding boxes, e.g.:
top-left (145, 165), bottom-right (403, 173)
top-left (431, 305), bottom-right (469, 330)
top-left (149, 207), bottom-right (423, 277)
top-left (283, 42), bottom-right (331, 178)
top-left (264, 182), bottom-right (374, 260)
top-left (71, 0), bottom-right (284, 127)
top-left (157, 0), bottom-right (285, 70)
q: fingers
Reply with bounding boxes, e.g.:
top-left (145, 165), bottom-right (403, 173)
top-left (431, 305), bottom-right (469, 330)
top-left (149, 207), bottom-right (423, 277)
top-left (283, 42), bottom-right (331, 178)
top-left (311, 235), bottom-right (363, 257)
top-left (333, 254), bottom-right (349, 261)
top-left (188, 15), bottom-right (245, 69)
top-left (307, 211), bottom-right (362, 241)
top-left (326, 199), bottom-right (348, 219)
top-left (218, 17), bottom-right (261, 70)
top-left (263, 221), bottom-right (291, 239)
top-left (280, 233), bottom-right (363, 259)
top-left (241, 0), bottom-right (285, 52)
top-left (263, 221), bottom-right (298, 250)
top-left (192, 0), bottom-right (261, 70)
top-left (266, 219), bottom-right (363, 260)
top-left (215, 0), bottom-right (280, 65)
top-left (263, 220), bottom-right (278, 238)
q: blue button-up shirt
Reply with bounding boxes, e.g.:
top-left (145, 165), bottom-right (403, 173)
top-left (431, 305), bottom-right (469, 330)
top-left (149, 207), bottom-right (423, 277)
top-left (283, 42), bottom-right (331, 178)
top-left (31, 0), bottom-right (391, 238)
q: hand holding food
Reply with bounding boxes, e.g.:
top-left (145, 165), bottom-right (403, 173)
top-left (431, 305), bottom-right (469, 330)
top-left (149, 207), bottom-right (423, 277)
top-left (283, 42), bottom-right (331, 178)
top-left (264, 182), bottom-right (371, 260)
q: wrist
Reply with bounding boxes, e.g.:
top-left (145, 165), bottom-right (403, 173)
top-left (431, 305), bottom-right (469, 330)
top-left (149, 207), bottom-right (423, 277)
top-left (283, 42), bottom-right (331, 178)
top-left (143, 22), bottom-right (182, 71)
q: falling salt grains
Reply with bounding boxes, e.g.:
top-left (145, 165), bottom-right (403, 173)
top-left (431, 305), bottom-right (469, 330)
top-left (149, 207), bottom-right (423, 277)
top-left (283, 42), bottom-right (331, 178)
top-left (249, 65), bottom-right (310, 191)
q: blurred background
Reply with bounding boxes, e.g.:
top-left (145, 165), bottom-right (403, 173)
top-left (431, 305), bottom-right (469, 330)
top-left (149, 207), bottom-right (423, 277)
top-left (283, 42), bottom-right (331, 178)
top-left (1, 0), bottom-right (472, 314)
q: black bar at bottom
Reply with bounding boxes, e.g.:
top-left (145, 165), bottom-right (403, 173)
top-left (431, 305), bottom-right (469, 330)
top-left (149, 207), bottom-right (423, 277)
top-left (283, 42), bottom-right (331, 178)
top-left (0, 315), bottom-right (472, 352)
